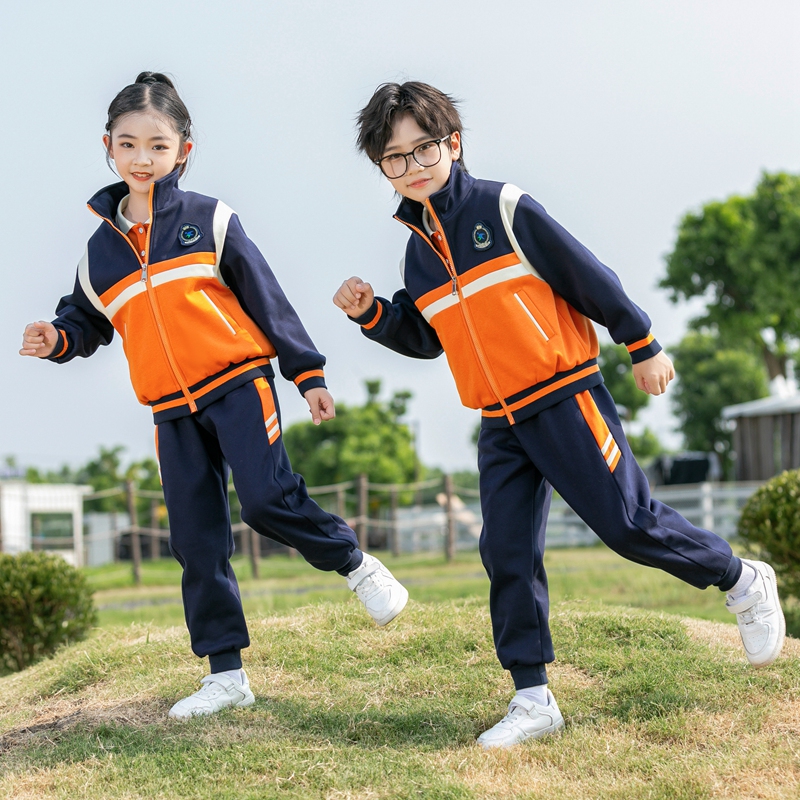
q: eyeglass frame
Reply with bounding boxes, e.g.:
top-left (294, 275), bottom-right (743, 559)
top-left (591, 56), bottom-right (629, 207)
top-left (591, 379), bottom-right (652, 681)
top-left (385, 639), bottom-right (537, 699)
top-left (374, 134), bottom-right (456, 179)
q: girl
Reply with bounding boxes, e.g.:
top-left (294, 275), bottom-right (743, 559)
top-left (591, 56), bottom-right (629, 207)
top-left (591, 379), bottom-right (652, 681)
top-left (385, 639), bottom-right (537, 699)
top-left (20, 72), bottom-right (408, 719)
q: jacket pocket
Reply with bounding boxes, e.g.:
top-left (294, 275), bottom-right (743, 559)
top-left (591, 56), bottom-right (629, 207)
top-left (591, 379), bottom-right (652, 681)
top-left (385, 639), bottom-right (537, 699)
top-left (200, 289), bottom-right (237, 336)
top-left (513, 291), bottom-right (555, 341)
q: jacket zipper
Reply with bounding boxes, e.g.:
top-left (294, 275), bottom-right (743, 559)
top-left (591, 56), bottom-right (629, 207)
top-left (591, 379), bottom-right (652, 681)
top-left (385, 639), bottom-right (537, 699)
top-left (397, 204), bottom-right (515, 424)
top-left (88, 187), bottom-right (198, 413)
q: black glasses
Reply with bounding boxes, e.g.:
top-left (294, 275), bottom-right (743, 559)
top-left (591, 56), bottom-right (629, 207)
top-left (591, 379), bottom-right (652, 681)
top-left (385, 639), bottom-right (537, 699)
top-left (375, 135), bottom-right (453, 179)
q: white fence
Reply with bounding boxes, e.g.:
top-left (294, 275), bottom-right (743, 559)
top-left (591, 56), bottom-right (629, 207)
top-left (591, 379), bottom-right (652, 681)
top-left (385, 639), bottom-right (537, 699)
top-left (387, 481), bottom-right (763, 553)
top-left (0, 480), bottom-right (765, 566)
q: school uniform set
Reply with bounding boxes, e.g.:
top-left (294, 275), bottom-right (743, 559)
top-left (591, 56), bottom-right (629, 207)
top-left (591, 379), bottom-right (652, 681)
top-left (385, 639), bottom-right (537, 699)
top-left (352, 163), bottom-right (743, 689)
top-left (47, 170), bottom-right (363, 672)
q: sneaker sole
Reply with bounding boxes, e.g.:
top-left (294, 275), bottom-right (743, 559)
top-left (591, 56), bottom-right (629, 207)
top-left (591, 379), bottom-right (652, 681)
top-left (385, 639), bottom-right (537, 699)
top-left (477, 716), bottom-right (565, 749)
top-left (168, 690), bottom-right (256, 719)
top-left (751, 563), bottom-right (786, 668)
top-left (374, 585), bottom-right (409, 626)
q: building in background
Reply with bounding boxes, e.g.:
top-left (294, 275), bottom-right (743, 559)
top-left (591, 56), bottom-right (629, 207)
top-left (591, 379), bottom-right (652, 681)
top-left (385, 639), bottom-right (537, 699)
top-left (723, 394), bottom-right (800, 481)
top-left (0, 482), bottom-right (91, 566)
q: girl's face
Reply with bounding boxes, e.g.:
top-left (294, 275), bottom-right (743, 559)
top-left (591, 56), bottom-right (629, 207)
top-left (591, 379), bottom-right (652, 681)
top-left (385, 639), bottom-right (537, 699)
top-left (103, 111), bottom-right (192, 199)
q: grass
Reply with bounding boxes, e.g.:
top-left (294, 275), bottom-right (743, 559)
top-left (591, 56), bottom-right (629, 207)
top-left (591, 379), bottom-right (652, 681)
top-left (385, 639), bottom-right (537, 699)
top-left (87, 546), bottom-right (752, 628)
top-left (2, 546), bottom-right (799, 799)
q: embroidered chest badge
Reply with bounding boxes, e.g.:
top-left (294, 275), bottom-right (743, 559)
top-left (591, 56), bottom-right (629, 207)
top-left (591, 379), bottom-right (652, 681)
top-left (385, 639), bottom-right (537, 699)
top-left (472, 221), bottom-right (493, 251)
top-left (179, 223), bottom-right (203, 247)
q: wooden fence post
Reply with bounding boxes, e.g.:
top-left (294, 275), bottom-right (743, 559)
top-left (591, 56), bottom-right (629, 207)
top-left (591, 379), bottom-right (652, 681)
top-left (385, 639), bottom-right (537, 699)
top-left (390, 487), bottom-right (400, 556)
top-left (149, 497), bottom-right (160, 560)
top-left (356, 473), bottom-right (368, 552)
top-left (250, 527), bottom-right (261, 578)
top-left (444, 474), bottom-right (456, 561)
top-left (336, 485), bottom-right (346, 520)
top-left (125, 479), bottom-right (142, 586)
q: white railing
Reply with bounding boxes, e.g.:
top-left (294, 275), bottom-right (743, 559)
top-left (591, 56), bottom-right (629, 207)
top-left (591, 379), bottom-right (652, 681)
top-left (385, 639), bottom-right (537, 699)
top-left (391, 482), bottom-right (764, 553)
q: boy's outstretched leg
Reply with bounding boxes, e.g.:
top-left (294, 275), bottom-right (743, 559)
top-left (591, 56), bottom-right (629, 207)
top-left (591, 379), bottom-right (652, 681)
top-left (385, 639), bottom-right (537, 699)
top-left (521, 385), bottom-right (786, 669)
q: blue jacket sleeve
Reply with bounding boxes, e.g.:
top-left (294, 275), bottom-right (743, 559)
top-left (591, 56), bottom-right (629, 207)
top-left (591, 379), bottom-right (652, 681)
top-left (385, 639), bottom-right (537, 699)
top-left (219, 214), bottom-right (327, 395)
top-left (510, 193), bottom-right (662, 363)
top-left (47, 270), bottom-right (115, 363)
top-left (352, 290), bottom-right (443, 360)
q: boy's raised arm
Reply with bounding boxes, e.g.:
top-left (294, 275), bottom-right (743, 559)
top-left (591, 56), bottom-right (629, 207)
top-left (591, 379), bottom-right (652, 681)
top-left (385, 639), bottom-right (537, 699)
top-left (333, 278), bottom-right (443, 360)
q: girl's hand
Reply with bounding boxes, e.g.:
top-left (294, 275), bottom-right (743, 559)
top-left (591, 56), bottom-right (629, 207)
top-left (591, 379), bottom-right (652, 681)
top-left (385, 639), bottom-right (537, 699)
top-left (20, 321), bottom-right (59, 358)
top-left (333, 277), bottom-right (375, 318)
top-left (632, 351), bottom-right (675, 396)
top-left (304, 387), bottom-right (335, 425)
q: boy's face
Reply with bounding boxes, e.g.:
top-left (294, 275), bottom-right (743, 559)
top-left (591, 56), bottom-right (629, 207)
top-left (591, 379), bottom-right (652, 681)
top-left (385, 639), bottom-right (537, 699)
top-left (382, 114), bottom-right (461, 204)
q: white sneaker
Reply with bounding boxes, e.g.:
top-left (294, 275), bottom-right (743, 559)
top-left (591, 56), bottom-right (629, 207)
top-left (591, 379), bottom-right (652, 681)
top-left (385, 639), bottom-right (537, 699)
top-left (726, 560), bottom-right (786, 667)
top-left (168, 671), bottom-right (255, 719)
top-left (346, 553), bottom-right (408, 626)
top-left (477, 690), bottom-right (565, 749)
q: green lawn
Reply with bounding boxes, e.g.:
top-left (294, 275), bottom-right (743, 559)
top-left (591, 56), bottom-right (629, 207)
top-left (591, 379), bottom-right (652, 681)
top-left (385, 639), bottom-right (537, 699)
top-left (88, 545), bottom-right (757, 629)
top-left (2, 546), bottom-right (798, 799)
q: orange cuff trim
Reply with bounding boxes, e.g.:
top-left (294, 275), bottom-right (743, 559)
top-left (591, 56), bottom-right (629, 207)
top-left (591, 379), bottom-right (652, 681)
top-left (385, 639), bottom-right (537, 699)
top-left (293, 369), bottom-right (325, 386)
top-left (362, 302), bottom-right (384, 330)
top-left (626, 333), bottom-right (655, 353)
top-left (55, 329), bottom-right (68, 358)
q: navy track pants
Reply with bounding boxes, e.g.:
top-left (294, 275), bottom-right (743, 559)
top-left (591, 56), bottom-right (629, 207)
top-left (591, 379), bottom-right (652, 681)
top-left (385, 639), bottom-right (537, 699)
top-left (477, 384), bottom-right (741, 690)
top-left (156, 377), bottom-right (361, 671)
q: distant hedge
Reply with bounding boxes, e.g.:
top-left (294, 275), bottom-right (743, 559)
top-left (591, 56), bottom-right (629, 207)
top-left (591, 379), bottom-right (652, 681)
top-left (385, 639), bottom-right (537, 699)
top-left (738, 469), bottom-right (800, 600)
top-left (0, 551), bottom-right (97, 674)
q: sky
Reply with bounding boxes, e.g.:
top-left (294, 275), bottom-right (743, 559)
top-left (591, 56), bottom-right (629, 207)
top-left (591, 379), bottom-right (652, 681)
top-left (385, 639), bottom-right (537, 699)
top-left (1, 0), bottom-right (798, 475)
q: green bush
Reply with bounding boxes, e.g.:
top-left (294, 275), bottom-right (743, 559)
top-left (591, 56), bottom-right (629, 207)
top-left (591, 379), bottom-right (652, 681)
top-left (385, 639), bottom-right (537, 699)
top-left (737, 469), bottom-right (800, 600)
top-left (0, 551), bottom-right (97, 674)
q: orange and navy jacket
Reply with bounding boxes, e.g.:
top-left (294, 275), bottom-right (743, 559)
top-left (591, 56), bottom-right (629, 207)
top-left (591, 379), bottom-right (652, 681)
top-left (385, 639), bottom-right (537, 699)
top-left (47, 170), bottom-right (327, 423)
top-left (353, 164), bottom-right (661, 428)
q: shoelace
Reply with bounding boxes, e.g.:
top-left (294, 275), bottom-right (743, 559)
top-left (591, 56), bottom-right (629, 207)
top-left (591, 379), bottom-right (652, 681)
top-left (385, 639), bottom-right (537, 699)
top-left (730, 590), bottom-right (764, 626)
top-left (495, 704), bottom-right (529, 728)
top-left (355, 570), bottom-right (386, 600)
top-left (195, 682), bottom-right (228, 698)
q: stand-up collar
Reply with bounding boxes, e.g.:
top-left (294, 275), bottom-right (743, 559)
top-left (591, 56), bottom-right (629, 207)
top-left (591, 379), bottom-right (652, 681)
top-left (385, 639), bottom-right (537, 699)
top-left (87, 169), bottom-right (183, 222)
top-left (395, 163), bottom-right (476, 227)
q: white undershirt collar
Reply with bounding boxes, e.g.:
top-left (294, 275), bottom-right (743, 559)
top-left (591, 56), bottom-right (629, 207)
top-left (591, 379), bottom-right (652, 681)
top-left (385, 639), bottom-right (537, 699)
top-left (116, 195), bottom-right (150, 233)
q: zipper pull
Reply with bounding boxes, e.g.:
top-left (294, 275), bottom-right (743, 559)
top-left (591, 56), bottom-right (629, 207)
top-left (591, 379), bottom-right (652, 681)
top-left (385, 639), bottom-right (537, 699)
top-left (451, 275), bottom-right (457, 295)
top-left (141, 263), bottom-right (148, 283)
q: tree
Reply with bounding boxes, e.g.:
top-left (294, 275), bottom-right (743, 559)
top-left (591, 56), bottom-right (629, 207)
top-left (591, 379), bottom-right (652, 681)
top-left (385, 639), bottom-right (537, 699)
top-left (669, 331), bottom-right (769, 475)
top-left (661, 172), bottom-right (800, 380)
top-left (282, 380), bottom-right (420, 487)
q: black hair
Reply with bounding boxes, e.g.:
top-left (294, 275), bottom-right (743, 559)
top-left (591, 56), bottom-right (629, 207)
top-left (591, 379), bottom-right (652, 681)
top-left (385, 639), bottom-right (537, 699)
top-left (105, 72), bottom-right (193, 176)
top-left (356, 81), bottom-right (466, 172)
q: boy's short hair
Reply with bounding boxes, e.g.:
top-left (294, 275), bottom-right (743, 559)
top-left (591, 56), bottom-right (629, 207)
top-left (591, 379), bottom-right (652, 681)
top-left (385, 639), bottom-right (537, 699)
top-left (356, 81), bottom-right (466, 171)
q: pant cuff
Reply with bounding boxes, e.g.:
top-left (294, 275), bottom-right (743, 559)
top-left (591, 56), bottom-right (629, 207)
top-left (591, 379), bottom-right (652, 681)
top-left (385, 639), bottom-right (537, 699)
top-left (510, 663), bottom-right (548, 690)
top-left (715, 555), bottom-right (743, 593)
top-left (209, 648), bottom-right (242, 673)
top-left (336, 549), bottom-right (363, 577)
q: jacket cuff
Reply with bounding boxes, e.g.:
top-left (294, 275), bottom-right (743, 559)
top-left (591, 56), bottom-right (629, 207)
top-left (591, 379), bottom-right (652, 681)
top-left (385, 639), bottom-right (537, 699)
top-left (352, 300), bottom-right (384, 331)
top-left (293, 369), bottom-right (327, 395)
top-left (46, 328), bottom-right (70, 361)
top-left (626, 334), bottom-right (662, 364)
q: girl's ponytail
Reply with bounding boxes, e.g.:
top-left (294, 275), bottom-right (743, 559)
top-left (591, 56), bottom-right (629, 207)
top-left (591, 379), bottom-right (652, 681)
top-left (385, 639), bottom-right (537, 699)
top-left (134, 72), bottom-right (176, 90)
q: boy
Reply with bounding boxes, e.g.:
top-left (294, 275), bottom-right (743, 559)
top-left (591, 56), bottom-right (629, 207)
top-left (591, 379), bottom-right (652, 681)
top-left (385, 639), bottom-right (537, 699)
top-left (333, 81), bottom-right (785, 749)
